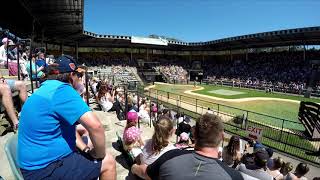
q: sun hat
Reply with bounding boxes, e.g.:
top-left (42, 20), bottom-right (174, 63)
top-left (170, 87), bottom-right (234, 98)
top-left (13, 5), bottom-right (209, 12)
top-left (152, 105), bottom-right (158, 113)
top-left (180, 132), bottom-right (189, 142)
top-left (2, 38), bottom-right (8, 44)
top-left (2, 38), bottom-right (15, 45)
top-left (127, 109), bottom-right (138, 123)
top-left (123, 126), bottom-right (141, 143)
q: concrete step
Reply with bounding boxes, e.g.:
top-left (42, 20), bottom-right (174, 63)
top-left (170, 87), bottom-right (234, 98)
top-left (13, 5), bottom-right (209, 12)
top-left (3, 76), bottom-right (18, 80)
top-left (0, 68), bottom-right (9, 77)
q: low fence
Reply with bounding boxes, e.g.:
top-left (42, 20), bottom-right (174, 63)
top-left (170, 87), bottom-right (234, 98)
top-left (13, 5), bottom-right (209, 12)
top-left (136, 86), bottom-right (320, 166)
top-left (202, 80), bottom-right (320, 97)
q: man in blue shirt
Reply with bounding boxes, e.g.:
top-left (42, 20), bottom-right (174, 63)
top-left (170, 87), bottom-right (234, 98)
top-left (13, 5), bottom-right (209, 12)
top-left (18, 55), bottom-right (116, 180)
top-left (35, 52), bottom-right (48, 74)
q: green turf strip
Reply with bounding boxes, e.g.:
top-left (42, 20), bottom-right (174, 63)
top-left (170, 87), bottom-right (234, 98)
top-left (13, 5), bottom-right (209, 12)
top-left (194, 85), bottom-right (320, 103)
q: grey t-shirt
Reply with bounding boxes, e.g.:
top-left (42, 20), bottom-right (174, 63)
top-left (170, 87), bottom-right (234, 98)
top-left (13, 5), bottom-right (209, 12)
top-left (147, 149), bottom-right (244, 180)
top-left (141, 139), bottom-right (176, 165)
top-left (237, 164), bottom-right (273, 180)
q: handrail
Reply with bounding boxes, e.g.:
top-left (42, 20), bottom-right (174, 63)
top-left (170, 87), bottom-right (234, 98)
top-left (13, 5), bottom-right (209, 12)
top-left (204, 80), bottom-right (320, 97)
top-left (137, 86), bottom-right (320, 166)
top-left (152, 88), bottom-right (302, 124)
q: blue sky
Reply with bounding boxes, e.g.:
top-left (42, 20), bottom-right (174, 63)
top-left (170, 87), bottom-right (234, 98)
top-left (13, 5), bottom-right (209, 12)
top-left (84, 0), bottom-right (320, 42)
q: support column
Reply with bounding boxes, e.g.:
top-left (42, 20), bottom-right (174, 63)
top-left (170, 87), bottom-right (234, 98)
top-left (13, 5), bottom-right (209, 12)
top-left (75, 42), bottom-right (79, 61)
top-left (17, 44), bottom-right (20, 80)
top-left (85, 70), bottom-right (89, 105)
top-left (41, 28), bottom-right (45, 47)
top-left (202, 52), bottom-right (204, 63)
top-left (30, 19), bottom-right (36, 93)
top-left (230, 49), bottom-right (233, 61)
top-left (60, 43), bottom-right (64, 55)
top-left (246, 48), bottom-right (248, 61)
top-left (146, 48), bottom-right (149, 61)
top-left (130, 47), bottom-right (133, 64)
top-left (303, 44), bottom-right (306, 61)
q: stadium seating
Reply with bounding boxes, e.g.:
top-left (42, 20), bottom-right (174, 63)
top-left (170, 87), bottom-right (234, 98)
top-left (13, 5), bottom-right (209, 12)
top-left (4, 134), bottom-right (23, 180)
top-left (154, 65), bottom-right (188, 84)
top-left (203, 52), bottom-right (320, 96)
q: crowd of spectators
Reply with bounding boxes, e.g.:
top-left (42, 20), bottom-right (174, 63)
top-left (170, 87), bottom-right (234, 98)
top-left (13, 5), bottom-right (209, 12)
top-left (78, 53), bottom-right (190, 84)
top-left (154, 65), bottom-right (188, 83)
top-left (125, 111), bottom-right (314, 180)
top-left (78, 53), bottom-right (132, 67)
top-left (2, 24), bottom-right (319, 179)
top-left (89, 65), bottom-right (139, 87)
top-left (90, 75), bottom-right (152, 123)
top-left (12, 55), bottom-right (117, 180)
top-left (0, 37), bottom-right (54, 135)
top-left (77, 50), bottom-right (320, 95)
top-left (1, 50), bottom-right (316, 179)
top-left (89, 78), bottom-right (317, 180)
top-left (204, 52), bottom-right (320, 94)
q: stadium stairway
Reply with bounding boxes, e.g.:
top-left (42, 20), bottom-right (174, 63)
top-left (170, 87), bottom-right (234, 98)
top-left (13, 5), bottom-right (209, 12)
top-left (129, 67), bottom-right (144, 86)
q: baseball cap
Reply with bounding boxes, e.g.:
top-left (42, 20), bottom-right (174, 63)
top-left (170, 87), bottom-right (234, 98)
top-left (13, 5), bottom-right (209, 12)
top-left (254, 149), bottom-right (269, 167)
top-left (253, 141), bottom-right (264, 151)
top-left (53, 55), bottom-right (85, 74)
top-left (265, 148), bottom-right (274, 158)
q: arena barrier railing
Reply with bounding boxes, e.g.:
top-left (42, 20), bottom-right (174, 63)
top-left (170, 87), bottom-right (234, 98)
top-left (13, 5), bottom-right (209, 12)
top-left (137, 86), bottom-right (320, 166)
top-left (202, 80), bottom-right (320, 97)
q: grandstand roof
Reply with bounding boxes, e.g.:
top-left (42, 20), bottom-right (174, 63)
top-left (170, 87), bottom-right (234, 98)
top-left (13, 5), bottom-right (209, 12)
top-left (2, 0), bottom-right (320, 50)
top-left (1, 0), bottom-right (83, 44)
top-left (30, 0), bottom-right (83, 43)
top-left (81, 27), bottom-right (320, 51)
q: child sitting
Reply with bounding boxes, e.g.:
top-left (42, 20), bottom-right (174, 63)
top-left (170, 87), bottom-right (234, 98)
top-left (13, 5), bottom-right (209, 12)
top-left (123, 110), bottom-right (144, 160)
top-left (175, 132), bottom-right (190, 149)
top-left (151, 103), bottom-right (158, 122)
top-left (138, 100), bottom-right (151, 125)
top-left (175, 116), bottom-right (191, 141)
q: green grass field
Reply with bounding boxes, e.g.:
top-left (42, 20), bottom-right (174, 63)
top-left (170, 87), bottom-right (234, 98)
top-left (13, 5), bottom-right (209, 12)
top-left (195, 85), bottom-right (320, 102)
top-left (151, 83), bottom-right (320, 130)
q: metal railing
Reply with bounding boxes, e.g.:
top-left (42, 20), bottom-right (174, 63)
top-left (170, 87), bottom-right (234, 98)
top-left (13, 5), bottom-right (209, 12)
top-left (203, 80), bottom-right (320, 97)
top-left (136, 86), bottom-right (320, 165)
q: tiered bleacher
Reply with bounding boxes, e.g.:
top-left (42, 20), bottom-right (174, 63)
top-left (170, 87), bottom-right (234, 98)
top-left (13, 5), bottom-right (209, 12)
top-left (154, 65), bottom-right (188, 83)
top-left (203, 51), bottom-right (320, 96)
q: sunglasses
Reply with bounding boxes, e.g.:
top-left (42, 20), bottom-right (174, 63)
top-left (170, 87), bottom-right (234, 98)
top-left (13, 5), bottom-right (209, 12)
top-left (74, 71), bottom-right (84, 78)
